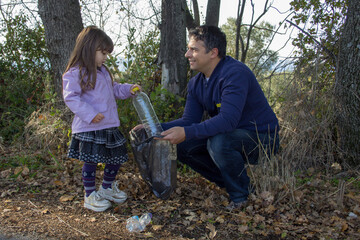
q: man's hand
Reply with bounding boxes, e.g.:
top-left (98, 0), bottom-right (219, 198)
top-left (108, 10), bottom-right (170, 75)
top-left (160, 127), bottom-right (185, 144)
top-left (91, 113), bottom-right (104, 123)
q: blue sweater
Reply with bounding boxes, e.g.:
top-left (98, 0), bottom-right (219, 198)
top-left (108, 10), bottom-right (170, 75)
top-left (161, 56), bottom-right (279, 140)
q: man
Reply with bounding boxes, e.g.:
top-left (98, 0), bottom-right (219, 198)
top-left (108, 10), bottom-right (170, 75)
top-left (160, 25), bottom-right (279, 210)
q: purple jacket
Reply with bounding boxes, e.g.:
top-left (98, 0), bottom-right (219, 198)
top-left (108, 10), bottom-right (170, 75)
top-left (63, 66), bottom-right (133, 134)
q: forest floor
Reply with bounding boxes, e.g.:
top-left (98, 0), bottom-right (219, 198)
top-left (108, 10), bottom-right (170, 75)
top-left (0, 146), bottom-right (360, 240)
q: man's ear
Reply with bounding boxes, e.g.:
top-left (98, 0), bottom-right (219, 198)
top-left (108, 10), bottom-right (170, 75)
top-left (210, 48), bottom-right (219, 58)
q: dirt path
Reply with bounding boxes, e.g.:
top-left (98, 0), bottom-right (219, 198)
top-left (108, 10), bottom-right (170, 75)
top-left (1, 158), bottom-right (359, 239)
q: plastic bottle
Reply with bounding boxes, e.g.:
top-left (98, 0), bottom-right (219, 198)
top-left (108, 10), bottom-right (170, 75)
top-left (132, 87), bottom-right (163, 138)
top-left (139, 212), bottom-right (152, 226)
top-left (126, 213), bottom-right (152, 232)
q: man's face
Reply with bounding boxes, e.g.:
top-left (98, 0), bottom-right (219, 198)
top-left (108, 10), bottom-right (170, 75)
top-left (185, 37), bottom-right (213, 76)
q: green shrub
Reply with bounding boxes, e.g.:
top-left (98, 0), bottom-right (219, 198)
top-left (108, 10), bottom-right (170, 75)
top-left (0, 15), bottom-right (50, 143)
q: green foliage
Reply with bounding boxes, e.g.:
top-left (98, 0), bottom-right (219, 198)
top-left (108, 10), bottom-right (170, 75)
top-left (221, 18), bottom-right (279, 77)
top-left (0, 15), bottom-right (50, 143)
top-left (290, 0), bottom-right (347, 69)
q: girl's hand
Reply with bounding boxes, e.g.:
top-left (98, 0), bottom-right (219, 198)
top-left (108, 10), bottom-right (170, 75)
top-left (130, 84), bottom-right (142, 95)
top-left (91, 113), bottom-right (104, 123)
top-left (129, 124), bottom-right (143, 134)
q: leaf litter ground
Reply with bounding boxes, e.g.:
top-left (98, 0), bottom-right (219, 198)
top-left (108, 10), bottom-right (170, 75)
top-left (0, 150), bottom-right (360, 240)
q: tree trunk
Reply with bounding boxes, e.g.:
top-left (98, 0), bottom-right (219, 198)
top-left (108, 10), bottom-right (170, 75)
top-left (184, 0), bottom-right (199, 30)
top-left (235, 0), bottom-right (246, 60)
top-left (38, 0), bottom-right (83, 101)
top-left (159, 0), bottom-right (187, 96)
top-left (205, 0), bottom-right (220, 26)
top-left (335, 0), bottom-right (360, 164)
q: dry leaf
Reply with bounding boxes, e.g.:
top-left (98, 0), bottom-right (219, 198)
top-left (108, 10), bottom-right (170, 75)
top-left (54, 180), bottom-right (63, 186)
top-left (331, 162), bottom-right (342, 171)
top-left (353, 205), bottom-right (360, 215)
top-left (41, 209), bottom-right (49, 214)
top-left (260, 191), bottom-right (274, 203)
top-left (90, 217), bottom-right (96, 222)
top-left (144, 232), bottom-right (154, 237)
top-left (341, 222), bottom-right (348, 232)
top-left (182, 220), bottom-right (191, 226)
top-left (296, 215), bottom-right (308, 224)
top-left (265, 204), bottom-right (276, 214)
top-left (254, 214), bottom-right (265, 223)
top-left (0, 169), bottom-right (12, 178)
top-left (215, 215), bottom-right (225, 224)
top-left (293, 190), bottom-right (304, 202)
top-left (14, 167), bottom-right (22, 175)
top-left (345, 192), bottom-right (360, 203)
top-left (238, 225), bottom-right (248, 233)
top-left (200, 212), bottom-right (207, 221)
top-left (185, 214), bottom-right (197, 221)
top-left (204, 197), bottom-right (214, 208)
top-left (206, 223), bottom-right (217, 239)
top-left (59, 195), bottom-right (75, 202)
top-left (152, 225), bottom-right (163, 231)
top-left (21, 166), bottom-right (29, 176)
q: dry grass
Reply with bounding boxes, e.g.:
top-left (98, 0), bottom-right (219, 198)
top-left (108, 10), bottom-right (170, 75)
top-left (248, 61), bottom-right (342, 204)
top-left (23, 102), bottom-right (72, 154)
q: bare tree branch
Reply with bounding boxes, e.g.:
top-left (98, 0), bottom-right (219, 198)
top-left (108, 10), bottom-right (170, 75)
top-left (286, 19), bottom-right (336, 62)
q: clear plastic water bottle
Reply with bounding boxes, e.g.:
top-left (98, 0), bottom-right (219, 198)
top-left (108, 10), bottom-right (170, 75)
top-left (126, 213), bottom-right (152, 232)
top-left (139, 212), bottom-right (152, 226)
top-left (126, 215), bottom-right (142, 233)
top-left (132, 87), bottom-right (163, 138)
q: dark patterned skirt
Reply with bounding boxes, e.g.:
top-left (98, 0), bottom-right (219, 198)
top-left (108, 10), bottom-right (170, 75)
top-left (68, 127), bottom-right (128, 165)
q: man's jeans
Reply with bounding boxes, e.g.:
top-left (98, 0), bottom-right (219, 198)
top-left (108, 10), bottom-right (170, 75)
top-left (177, 129), bottom-right (279, 203)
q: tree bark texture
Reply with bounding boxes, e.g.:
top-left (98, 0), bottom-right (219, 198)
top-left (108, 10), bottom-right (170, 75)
top-left (38, 0), bottom-right (83, 101)
top-left (159, 0), bottom-right (187, 96)
top-left (335, 0), bottom-right (360, 164)
top-left (235, 0), bottom-right (246, 60)
top-left (184, 0), bottom-right (198, 30)
top-left (205, 0), bottom-right (220, 26)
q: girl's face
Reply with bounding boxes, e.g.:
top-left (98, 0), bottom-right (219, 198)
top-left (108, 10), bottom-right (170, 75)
top-left (95, 50), bottom-right (109, 68)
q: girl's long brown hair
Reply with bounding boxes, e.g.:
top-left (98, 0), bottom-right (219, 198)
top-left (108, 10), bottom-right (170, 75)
top-left (64, 26), bottom-right (114, 91)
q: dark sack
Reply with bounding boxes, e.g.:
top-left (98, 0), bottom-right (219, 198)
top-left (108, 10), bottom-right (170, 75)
top-left (129, 128), bottom-right (177, 200)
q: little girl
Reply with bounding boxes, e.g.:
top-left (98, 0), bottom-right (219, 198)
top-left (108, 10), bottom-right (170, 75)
top-left (62, 26), bottom-right (140, 212)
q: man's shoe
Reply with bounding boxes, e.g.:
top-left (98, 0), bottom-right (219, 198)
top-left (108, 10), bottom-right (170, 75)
top-left (226, 200), bottom-right (248, 211)
top-left (98, 181), bottom-right (127, 204)
top-left (84, 191), bottom-right (112, 212)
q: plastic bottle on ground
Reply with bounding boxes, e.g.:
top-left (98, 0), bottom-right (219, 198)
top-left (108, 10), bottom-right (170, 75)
top-left (126, 213), bottom-right (152, 232)
top-left (139, 212), bottom-right (152, 226)
top-left (132, 87), bottom-right (163, 138)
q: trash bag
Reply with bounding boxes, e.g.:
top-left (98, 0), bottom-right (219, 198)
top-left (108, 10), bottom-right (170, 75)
top-left (129, 128), bottom-right (177, 200)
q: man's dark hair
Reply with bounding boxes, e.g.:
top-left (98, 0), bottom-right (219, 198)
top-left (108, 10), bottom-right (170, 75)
top-left (188, 25), bottom-right (227, 58)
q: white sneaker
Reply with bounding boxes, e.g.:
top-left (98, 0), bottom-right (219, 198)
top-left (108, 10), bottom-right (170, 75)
top-left (98, 181), bottom-right (127, 204)
top-left (84, 191), bottom-right (112, 212)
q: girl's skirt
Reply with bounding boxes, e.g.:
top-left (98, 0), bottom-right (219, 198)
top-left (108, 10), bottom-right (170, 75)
top-left (68, 127), bottom-right (128, 165)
